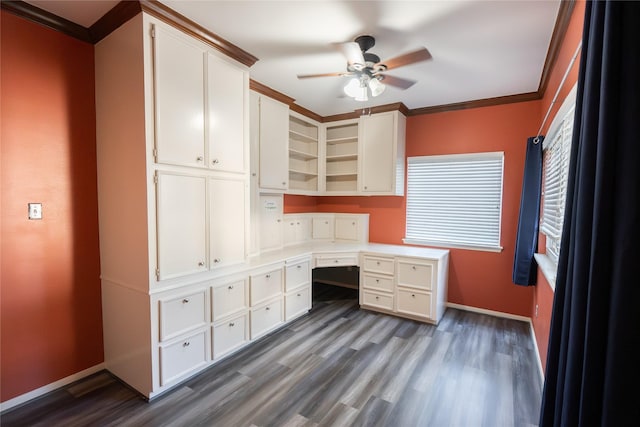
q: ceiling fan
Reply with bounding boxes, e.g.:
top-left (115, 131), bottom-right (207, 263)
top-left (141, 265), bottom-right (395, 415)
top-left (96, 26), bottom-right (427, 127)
top-left (297, 35), bottom-right (432, 101)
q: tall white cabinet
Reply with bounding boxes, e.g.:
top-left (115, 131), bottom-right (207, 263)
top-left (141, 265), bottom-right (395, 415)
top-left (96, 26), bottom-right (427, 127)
top-left (95, 14), bottom-right (250, 398)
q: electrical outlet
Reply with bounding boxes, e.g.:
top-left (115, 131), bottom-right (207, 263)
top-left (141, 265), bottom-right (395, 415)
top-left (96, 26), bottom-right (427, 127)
top-left (28, 203), bottom-right (42, 220)
top-left (535, 304), bottom-right (539, 318)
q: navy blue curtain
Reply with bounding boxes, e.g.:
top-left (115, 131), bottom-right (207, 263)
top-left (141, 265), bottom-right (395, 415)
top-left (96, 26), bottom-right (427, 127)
top-left (540, 1), bottom-right (640, 425)
top-left (513, 136), bottom-right (543, 286)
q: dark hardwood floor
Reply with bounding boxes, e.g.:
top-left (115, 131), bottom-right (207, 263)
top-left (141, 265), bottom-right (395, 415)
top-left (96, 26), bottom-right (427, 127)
top-left (1, 284), bottom-right (542, 426)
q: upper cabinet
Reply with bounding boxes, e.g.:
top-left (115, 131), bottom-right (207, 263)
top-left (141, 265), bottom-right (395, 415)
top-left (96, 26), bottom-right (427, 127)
top-left (251, 92), bottom-right (289, 191)
top-left (324, 119), bottom-right (359, 194)
top-left (154, 25), bottom-right (247, 174)
top-left (288, 112), bottom-right (319, 194)
top-left (359, 111), bottom-right (406, 196)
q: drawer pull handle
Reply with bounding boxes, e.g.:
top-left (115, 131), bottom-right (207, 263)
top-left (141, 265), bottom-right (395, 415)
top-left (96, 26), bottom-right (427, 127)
top-left (411, 294), bottom-right (416, 298)
top-left (297, 265), bottom-right (302, 269)
top-left (297, 293), bottom-right (301, 297)
top-left (183, 341), bottom-right (190, 347)
top-left (265, 306), bottom-right (270, 311)
top-left (228, 285), bottom-right (234, 290)
top-left (412, 266), bottom-right (417, 270)
top-left (376, 261), bottom-right (380, 265)
top-left (334, 260), bottom-right (339, 263)
top-left (229, 322), bottom-right (235, 327)
top-left (375, 296), bottom-right (379, 300)
top-left (375, 279), bottom-right (380, 283)
top-left (182, 298), bottom-right (189, 304)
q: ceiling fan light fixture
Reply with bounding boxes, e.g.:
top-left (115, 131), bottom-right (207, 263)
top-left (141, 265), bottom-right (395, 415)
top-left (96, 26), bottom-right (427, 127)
top-left (368, 77), bottom-right (386, 97)
top-left (344, 77), bottom-right (368, 101)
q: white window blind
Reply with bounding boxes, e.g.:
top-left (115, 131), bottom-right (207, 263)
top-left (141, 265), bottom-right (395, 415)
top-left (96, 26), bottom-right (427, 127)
top-left (404, 152), bottom-right (504, 251)
top-left (541, 106), bottom-right (574, 262)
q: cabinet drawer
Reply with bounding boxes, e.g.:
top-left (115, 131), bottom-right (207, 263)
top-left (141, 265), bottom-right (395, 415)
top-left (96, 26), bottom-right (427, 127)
top-left (397, 289), bottom-right (432, 319)
top-left (250, 298), bottom-right (284, 339)
top-left (361, 273), bottom-right (394, 292)
top-left (285, 260), bottom-right (310, 292)
top-left (212, 279), bottom-right (247, 322)
top-left (159, 290), bottom-right (207, 341)
top-left (314, 254), bottom-right (358, 267)
top-left (362, 255), bottom-right (395, 275)
top-left (250, 268), bottom-right (283, 305)
top-left (397, 259), bottom-right (435, 290)
top-left (213, 312), bottom-right (248, 359)
top-left (361, 290), bottom-right (394, 311)
top-left (160, 329), bottom-right (208, 386)
top-left (285, 286), bottom-right (311, 321)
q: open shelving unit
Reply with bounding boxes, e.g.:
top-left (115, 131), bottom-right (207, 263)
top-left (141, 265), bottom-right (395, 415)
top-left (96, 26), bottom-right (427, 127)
top-left (325, 121), bottom-right (359, 193)
top-left (288, 114), bottom-right (319, 193)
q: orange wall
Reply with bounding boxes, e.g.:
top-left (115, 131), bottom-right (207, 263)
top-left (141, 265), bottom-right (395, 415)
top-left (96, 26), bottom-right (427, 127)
top-left (532, 0), bottom-right (585, 373)
top-left (1, 11), bottom-right (103, 402)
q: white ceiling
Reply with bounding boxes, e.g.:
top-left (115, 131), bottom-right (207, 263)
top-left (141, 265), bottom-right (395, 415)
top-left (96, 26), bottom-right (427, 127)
top-left (25, 0), bottom-right (561, 117)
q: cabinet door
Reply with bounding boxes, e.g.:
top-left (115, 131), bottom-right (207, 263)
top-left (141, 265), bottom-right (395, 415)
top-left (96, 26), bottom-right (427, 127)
top-left (258, 96), bottom-right (289, 190)
top-left (210, 177), bottom-right (246, 267)
top-left (208, 53), bottom-right (246, 174)
top-left (156, 172), bottom-right (207, 280)
top-left (359, 112), bottom-right (395, 193)
top-left (153, 25), bottom-right (206, 168)
top-left (259, 194), bottom-right (283, 251)
top-left (335, 216), bottom-right (359, 241)
top-left (312, 216), bottom-right (334, 239)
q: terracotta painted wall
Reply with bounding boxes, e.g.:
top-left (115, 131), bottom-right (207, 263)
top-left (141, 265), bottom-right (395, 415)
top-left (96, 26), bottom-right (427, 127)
top-left (1, 11), bottom-right (103, 402)
top-left (532, 0), bottom-right (585, 373)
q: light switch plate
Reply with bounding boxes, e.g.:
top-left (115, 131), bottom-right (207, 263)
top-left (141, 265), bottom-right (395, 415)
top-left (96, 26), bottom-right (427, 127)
top-left (28, 203), bottom-right (42, 220)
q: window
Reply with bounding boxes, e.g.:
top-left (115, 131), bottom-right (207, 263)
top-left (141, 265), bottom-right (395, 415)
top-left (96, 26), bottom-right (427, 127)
top-left (404, 152), bottom-right (504, 251)
top-left (540, 106), bottom-right (574, 263)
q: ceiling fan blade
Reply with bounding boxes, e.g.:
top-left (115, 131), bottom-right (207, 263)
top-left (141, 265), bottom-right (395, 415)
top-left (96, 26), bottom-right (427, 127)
top-left (380, 75), bottom-right (417, 90)
top-left (378, 47), bottom-right (432, 70)
top-left (297, 72), bottom-right (349, 79)
top-left (333, 41), bottom-right (365, 66)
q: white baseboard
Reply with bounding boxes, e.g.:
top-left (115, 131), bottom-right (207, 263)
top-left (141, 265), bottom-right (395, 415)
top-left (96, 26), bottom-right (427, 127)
top-left (446, 302), bottom-right (545, 382)
top-left (0, 363), bottom-right (105, 413)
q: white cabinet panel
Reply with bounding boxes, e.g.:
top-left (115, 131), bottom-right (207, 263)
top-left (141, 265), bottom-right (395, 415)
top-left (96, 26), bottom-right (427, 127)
top-left (361, 290), bottom-right (394, 311)
top-left (312, 217), bottom-right (334, 239)
top-left (160, 329), bottom-right (208, 386)
top-left (396, 289), bottom-right (432, 319)
top-left (250, 268), bottom-right (283, 306)
top-left (250, 298), bottom-right (284, 339)
top-left (153, 25), bottom-right (205, 168)
top-left (213, 313), bottom-right (248, 359)
top-left (397, 259), bottom-right (435, 291)
top-left (212, 279), bottom-right (248, 322)
top-left (285, 286), bottom-right (311, 321)
top-left (207, 53), bottom-right (246, 174)
top-left (159, 290), bottom-right (207, 341)
top-left (285, 260), bottom-right (310, 292)
top-left (257, 95), bottom-right (289, 190)
top-left (283, 216), bottom-right (311, 246)
top-left (156, 172), bottom-right (207, 280)
top-left (335, 216), bottom-right (359, 241)
top-left (209, 177), bottom-right (246, 268)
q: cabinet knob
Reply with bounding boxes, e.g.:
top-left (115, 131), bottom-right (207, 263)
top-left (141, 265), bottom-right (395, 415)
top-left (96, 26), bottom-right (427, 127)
top-left (282, 182), bottom-right (286, 186)
top-left (334, 260), bottom-right (339, 263)
top-left (297, 293), bottom-right (301, 297)
top-left (296, 222), bottom-right (300, 225)
top-left (375, 296), bottom-right (379, 300)
top-left (198, 261), bottom-right (205, 267)
top-left (183, 341), bottom-right (190, 347)
top-left (228, 285), bottom-right (234, 290)
top-left (182, 298), bottom-right (189, 304)
top-left (412, 266), bottom-right (417, 270)
top-left (325, 221), bottom-right (328, 224)
top-left (214, 258), bottom-right (221, 263)
top-left (376, 261), bottom-right (380, 265)
top-left (212, 159), bottom-right (220, 164)
top-left (375, 279), bottom-right (379, 283)
top-left (266, 274), bottom-right (271, 279)
top-left (265, 306), bottom-right (270, 311)
top-left (411, 294), bottom-right (416, 298)
top-left (229, 322), bottom-right (235, 327)
top-left (364, 186), bottom-right (368, 190)
top-left (196, 156), bottom-right (203, 162)
top-left (352, 222), bottom-right (356, 225)
top-left (297, 265), bottom-right (301, 269)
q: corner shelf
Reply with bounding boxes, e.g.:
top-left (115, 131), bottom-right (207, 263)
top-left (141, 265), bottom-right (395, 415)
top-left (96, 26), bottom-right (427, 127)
top-left (325, 121), bottom-right (359, 193)
top-left (288, 114), bottom-right (319, 192)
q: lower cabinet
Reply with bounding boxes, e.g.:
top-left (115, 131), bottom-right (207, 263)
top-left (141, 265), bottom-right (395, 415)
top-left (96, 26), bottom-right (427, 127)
top-left (251, 297), bottom-right (284, 339)
top-left (359, 252), bottom-right (448, 324)
top-left (213, 312), bottom-right (249, 359)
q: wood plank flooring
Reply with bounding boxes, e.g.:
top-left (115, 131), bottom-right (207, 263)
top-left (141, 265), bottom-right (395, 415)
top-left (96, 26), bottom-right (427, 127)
top-left (1, 284), bottom-right (543, 426)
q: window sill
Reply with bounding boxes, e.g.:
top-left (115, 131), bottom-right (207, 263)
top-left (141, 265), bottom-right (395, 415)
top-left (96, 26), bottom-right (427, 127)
top-left (534, 253), bottom-right (557, 291)
top-left (403, 238), bottom-right (503, 253)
